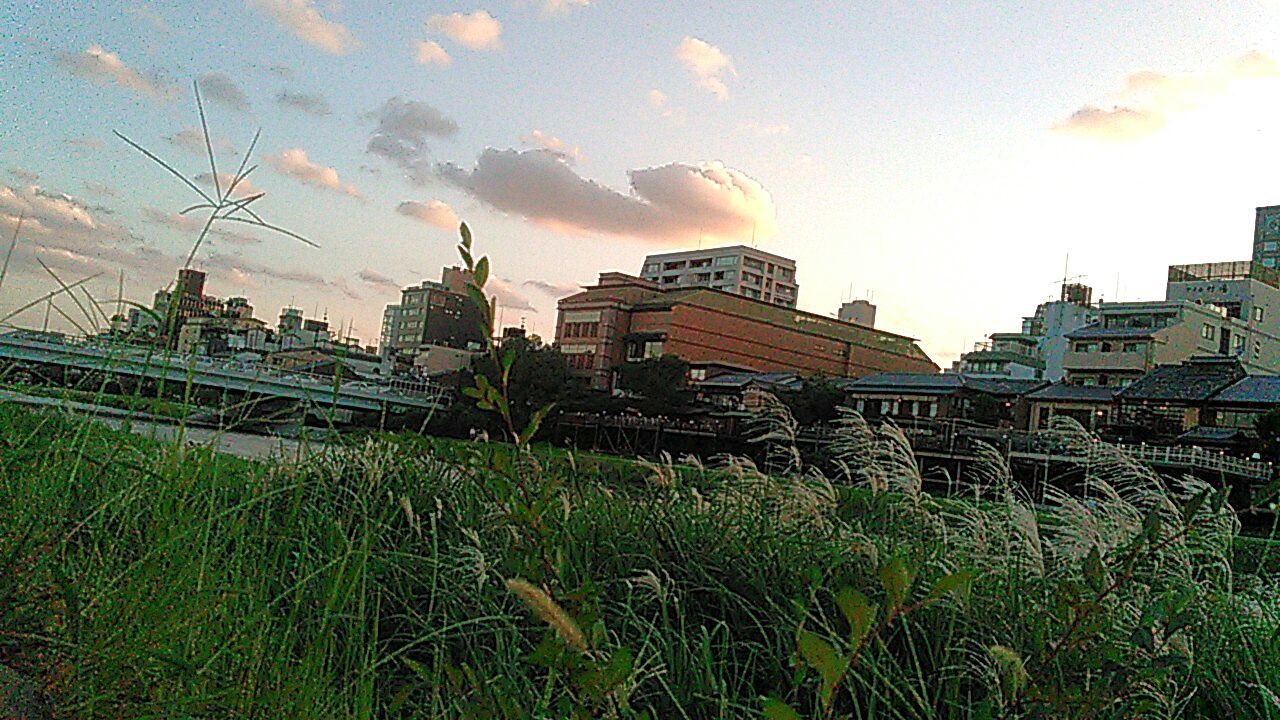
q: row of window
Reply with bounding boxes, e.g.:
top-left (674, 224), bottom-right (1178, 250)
top-left (562, 321), bottom-right (600, 338)
top-left (1072, 341), bottom-right (1148, 354)
top-left (566, 352), bottom-right (596, 370)
top-left (852, 399), bottom-right (939, 418)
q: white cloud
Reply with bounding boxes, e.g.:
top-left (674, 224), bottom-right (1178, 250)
top-left (204, 251), bottom-right (358, 298)
top-left (166, 126), bottom-right (239, 156)
top-left (199, 73), bottom-right (250, 112)
top-left (440, 148), bottom-right (777, 244)
top-left (425, 10), bottom-right (502, 51)
top-left (57, 45), bottom-right (175, 100)
top-left (520, 129), bottom-right (581, 163)
top-left (1055, 50), bottom-right (1280, 141)
top-left (487, 277), bottom-right (536, 311)
top-left (194, 172), bottom-right (264, 198)
top-left (522, 278), bottom-right (580, 297)
top-left (675, 37), bottom-right (736, 100)
top-left (648, 88), bottom-right (684, 123)
top-left (265, 148), bottom-right (362, 198)
top-left (365, 97), bottom-right (460, 185)
top-left (276, 88), bottom-right (331, 116)
top-left (142, 206), bottom-right (262, 246)
top-left (396, 200), bottom-right (459, 229)
top-left (414, 40), bottom-right (452, 67)
top-left (246, 0), bottom-right (358, 55)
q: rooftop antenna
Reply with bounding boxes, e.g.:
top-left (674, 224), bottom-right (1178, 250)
top-left (750, 220), bottom-right (758, 249)
top-left (116, 269), bottom-right (124, 319)
top-left (1114, 273), bottom-right (1120, 302)
top-left (42, 296), bottom-right (51, 333)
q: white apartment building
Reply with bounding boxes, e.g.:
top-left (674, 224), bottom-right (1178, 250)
top-left (639, 245), bottom-right (798, 307)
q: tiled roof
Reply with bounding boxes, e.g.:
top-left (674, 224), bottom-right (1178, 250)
top-left (1117, 357), bottom-right (1245, 403)
top-left (1211, 376), bottom-right (1280, 407)
top-left (1026, 383), bottom-right (1118, 402)
top-left (966, 378), bottom-right (1048, 397)
top-left (698, 371), bottom-right (803, 391)
top-left (841, 373), bottom-right (1044, 398)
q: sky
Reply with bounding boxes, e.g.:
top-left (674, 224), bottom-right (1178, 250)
top-left (5, 1), bottom-right (1280, 366)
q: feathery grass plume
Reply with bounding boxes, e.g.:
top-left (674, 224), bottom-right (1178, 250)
top-left (747, 392), bottom-right (802, 474)
top-left (505, 578), bottom-right (588, 654)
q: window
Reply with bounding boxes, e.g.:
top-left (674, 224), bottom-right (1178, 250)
top-left (1122, 342), bottom-right (1143, 353)
top-left (1073, 342), bottom-right (1096, 353)
top-left (1201, 324), bottom-right (1216, 340)
top-left (713, 255), bottom-right (737, 266)
top-left (689, 368), bottom-right (707, 381)
top-left (777, 268), bottom-right (794, 281)
top-left (689, 258), bottom-right (711, 268)
top-left (1255, 306), bottom-right (1265, 322)
top-left (695, 272), bottom-right (711, 282)
top-left (642, 263), bottom-right (659, 274)
top-left (643, 340), bottom-right (663, 359)
top-left (662, 261), bottom-right (685, 271)
top-left (661, 275), bottom-right (679, 284)
top-left (1266, 257), bottom-right (1279, 268)
top-left (743, 257), bottom-right (764, 271)
top-left (1264, 241), bottom-right (1279, 252)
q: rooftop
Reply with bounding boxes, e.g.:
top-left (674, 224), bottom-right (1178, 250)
top-left (1117, 357), bottom-right (1246, 403)
top-left (641, 245), bottom-right (797, 266)
top-left (1211, 375), bottom-right (1280, 407)
top-left (1168, 260), bottom-right (1280, 290)
top-left (1025, 383), bottom-right (1119, 403)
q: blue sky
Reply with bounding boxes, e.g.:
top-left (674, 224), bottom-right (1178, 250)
top-left (4, 1), bottom-right (1280, 364)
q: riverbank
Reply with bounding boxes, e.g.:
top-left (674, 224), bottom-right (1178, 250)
top-left (2, 402), bottom-right (1278, 718)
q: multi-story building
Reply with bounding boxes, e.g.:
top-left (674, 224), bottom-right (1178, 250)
top-left (380, 267), bottom-right (485, 359)
top-left (1254, 204), bottom-right (1280, 269)
top-left (838, 299), bottom-right (877, 328)
top-left (555, 272), bottom-right (937, 391)
top-left (638, 246), bottom-right (799, 307)
top-left (1064, 262), bottom-right (1280, 386)
top-left (955, 282), bottom-right (1097, 382)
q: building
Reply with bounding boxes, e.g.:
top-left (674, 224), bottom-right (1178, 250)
top-left (1254, 204), bottom-right (1280, 269)
top-left (1064, 262), bottom-right (1280, 386)
top-left (955, 282), bottom-right (1096, 382)
top-left (639, 246), bottom-right (799, 307)
top-left (555, 272), bottom-right (937, 392)
top-left (840, 373), bottom-right (1044, 428)
top-left (380, 267), bottom-right (485, 359)
top-left (1204, 375), bottom-right (1280, 434)
top-left (1112, 356), bottom-right (1247, 437)
top-left (1024, 384), bottom-right (1117, 431)
top-left (838, 299), bottom-right (877, 328)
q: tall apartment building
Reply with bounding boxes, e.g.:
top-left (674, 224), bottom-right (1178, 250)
top-left (555, 272), bottom-right (937, 392)
top-left (639, 246), bottom-right (798, 307)
top-left (955, 282), bottom-right (1097, 382)
top-left (380, 267), bottom-right (484, 358)
top-left (1063, 262), bottom-right (1280, 386)
top-left (1254, 205), bottom-right (1280, 269)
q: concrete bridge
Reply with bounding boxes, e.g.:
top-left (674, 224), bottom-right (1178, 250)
top-left (0, 330), bottom-right (447, 414)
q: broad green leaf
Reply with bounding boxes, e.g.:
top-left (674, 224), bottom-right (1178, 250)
top-left (834, 587), bottom-right (877, 647)
top-left (1083, 547), bottom-right (1106, 595)
top-left (519, 403), bottom-right (556, 447)
top-left (459, 221), bottom-right (472, 249)
top-left (879, 554), bottom-right (914, 611)
top-left (762, 697), bottom-right (803, 720)
top-left (796, 629), bottom-right (845, 702)
top-left (474, 256), bottom-right (490, 289)
top-left (1182, 487), bottom-right (1212, 528)
top-left (926, 570), bottom-right (974, 604)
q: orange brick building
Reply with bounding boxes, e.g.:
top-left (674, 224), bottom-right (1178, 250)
top-left (556, 273), bottom-right (939, 390)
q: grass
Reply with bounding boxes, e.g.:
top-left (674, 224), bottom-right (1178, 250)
top-left (1, 401), bottom-right (1278, 718)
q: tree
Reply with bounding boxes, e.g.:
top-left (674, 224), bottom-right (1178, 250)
top-left (1256, 407), bottom-right (1280, 460)
top-left (466, 333), bottom-right (569, 438)
top-left (616, 355), bottom-right (692, 413)
top-left (780, 374), bottom-right (844, 426)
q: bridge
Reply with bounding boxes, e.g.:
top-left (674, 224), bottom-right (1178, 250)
top-left (0, 330), bottom-right (447, 414)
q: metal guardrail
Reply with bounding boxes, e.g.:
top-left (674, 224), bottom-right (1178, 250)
top-left (0, 331), bottom-right (448, 411)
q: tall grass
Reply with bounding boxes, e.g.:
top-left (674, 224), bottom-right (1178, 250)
top-left (0, 402), bottom-right (1278, 718)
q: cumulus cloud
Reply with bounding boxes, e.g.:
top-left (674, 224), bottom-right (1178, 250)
top-left (520, 129), bottom-right (581, 163)
top-left (0, 183), bottom-right (163, 279)
top-left (675, 37), bottom-right (736, 100)
top-left (8, 168), bottom-right (40, 184)
top-left (125, 5), bottom-right (170, 32)
top-left (396, 200), bottom-right (459, 229)
top-left (194, 172), bottom-right (264, 198)
top-left (247, 0), bottom-right (358, 55)
top-left (439, 148), bottom-right (777, 244)
top-left (522, 278), bottom-right (580, 297)
top-left (414, 40), bottom-right (452, 67)
top-left (276, 88), bottom-right (331, 116)
top-left (487, 277), bottom-right (536, 311)
top-left (166, 126), bottom-right (239, 157)
top-left (1055, 50), bottom-right (1280, 141)
top-left (648, 88), bottom-right (683, 123)
top-left (57, 45), bottom-right (175, 100)
top-left (142, 206), bottom-right (263, 246)
top-left (66, 137), bottom-right (105, 152)
top-left (425, 10), bottom-right (502, 50)
top-left (739, 121), bottom-right (790, 137)
top-left (356, 268), bottom-right (402, 292)
top-left (204, 251), bottom-right (359, 298)
top-left (198, 72), bottom-right (250, 112)
top-left (264, 148), bottom-right (361, 198)
top-left (366, 97), bottom-right (460, 185)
